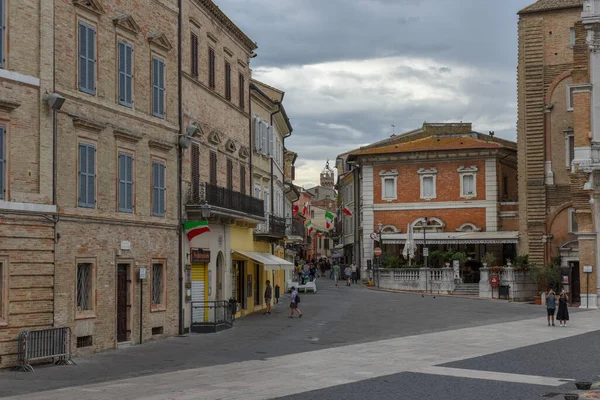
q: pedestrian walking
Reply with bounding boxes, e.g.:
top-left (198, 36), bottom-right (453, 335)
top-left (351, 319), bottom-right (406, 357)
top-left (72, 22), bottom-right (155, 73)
top-left (332, 263), bottom-right (340, 286)
top-left (263, 280), bottom-right (272, 315)
top-left (289, 286), bottom-right (303, 319)
top-left (557, 289), bottom-right (569, 327)
top-left (351, 263), bottom-right (357, 284)
top-left (546, 289), bottom-right (556, 327)
top-left (344, 265), bottom-right (352, 286)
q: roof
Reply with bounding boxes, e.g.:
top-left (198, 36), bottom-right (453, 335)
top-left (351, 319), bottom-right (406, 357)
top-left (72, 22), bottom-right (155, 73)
top-left (518, 0), bottom-right (583, 14)
top-left (348, 135), bottom-right (515, 157)
top-left (196, 0), bottom-right (257, 51)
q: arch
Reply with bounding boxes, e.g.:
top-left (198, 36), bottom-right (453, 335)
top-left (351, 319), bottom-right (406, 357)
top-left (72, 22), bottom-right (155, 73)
top-left (456, 223), bottom-right (482, 232)
top-left (546, 201), bottom-right (574, 231)
top-left (545, 71), bottom-right (572, 104)
top-left (381, 224), bottom-right (399, 234)
top-left (412, 217), bottom-right (445, 232)
top-left (216, 251), bottom-right (224, 301)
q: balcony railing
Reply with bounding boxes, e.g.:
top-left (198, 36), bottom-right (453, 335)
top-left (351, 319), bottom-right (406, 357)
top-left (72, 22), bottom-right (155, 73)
top-left (255, 214), bottom-right (286, 238)
top-left (188, 182), bottom-right (264, 219)
top-left (286, 221), bottom-right (305, 238)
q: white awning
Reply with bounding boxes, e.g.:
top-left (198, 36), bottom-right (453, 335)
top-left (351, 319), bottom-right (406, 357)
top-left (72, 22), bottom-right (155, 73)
top-left (381, 231), bottom-right (519, 245)
top-left (233, 251), bottom-right (295, 271)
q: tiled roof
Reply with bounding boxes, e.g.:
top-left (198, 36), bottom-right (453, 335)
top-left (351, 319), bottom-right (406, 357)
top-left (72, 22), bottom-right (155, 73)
top-left (348, 135), bottom-right (512, 157)
top-left (518, 0), bottom-right (583, 15)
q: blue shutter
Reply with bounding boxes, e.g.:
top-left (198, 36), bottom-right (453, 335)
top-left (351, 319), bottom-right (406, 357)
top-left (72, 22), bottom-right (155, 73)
top-left (152, 162), bottom-right (159, 215)
top-left (78, 22), bottom-right (96, 95)
top-left (0, 0), bottom-right (5, 68)
top-left (118, 154), bottom-right (127, 212)
top-left (0, 127), bottom-right (4, 200)
top-left (152, 161), bottom-right (166, 216)
top-left (126, 154), bottom-right (133, 212)
top-left (118, 42), bottom-right (133, 107)
top-left (152, 57), bottom-right (165, 118)
top-left (159, 163), bottom-right (165, 215)
top-left (78, 143), bottom-right (96, 208)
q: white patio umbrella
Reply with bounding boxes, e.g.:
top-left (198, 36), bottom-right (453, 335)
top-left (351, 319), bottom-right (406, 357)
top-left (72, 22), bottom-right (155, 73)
top-left (402, 223), bottom-right (416, 264)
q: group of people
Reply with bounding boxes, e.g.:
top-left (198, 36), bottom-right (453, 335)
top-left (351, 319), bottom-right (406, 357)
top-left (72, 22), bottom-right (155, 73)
top-left (331, 263), bottom-right (358, 286)
top-left (546, 288), bottom-right (570, 327)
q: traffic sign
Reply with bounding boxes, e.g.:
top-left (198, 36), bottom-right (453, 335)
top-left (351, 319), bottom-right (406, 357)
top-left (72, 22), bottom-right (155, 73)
top-left (374, 247), bottom-right (382, 256)
top-left (423, 247), bottom-right (429, 257)
top-left (370, 232), bottom-right (379, 241)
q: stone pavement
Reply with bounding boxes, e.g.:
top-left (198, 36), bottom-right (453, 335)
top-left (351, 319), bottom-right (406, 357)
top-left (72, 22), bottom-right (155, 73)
top-left (0, 279), bottom-right (598, 400)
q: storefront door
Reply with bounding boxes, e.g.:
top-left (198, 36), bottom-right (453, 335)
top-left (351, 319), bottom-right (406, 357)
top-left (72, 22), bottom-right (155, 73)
top-left (191, 263), bottom-right (207, 323)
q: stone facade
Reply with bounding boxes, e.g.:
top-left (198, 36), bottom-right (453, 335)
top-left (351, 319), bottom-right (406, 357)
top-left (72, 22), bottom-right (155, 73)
top-left (518, 0), bottom-right (600, 307)
top-left (0, 0), bottom-right (56, 368)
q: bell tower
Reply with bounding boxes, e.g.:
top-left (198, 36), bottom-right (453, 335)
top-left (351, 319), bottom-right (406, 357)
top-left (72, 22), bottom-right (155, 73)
top-left (320, 160), bottom-right (335, 189)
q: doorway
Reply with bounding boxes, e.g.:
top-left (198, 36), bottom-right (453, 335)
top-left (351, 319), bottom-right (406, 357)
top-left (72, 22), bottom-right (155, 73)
top-left (570, 262), bottom-right (581, 303)
top-left (216, 252), bottom-right (224, 301)
top-left (116, 264), bottom-right (131, 343)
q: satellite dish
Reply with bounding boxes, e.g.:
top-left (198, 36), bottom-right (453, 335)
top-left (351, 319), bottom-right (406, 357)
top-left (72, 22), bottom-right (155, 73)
top-left (179, 135), bottom-right (191, 149)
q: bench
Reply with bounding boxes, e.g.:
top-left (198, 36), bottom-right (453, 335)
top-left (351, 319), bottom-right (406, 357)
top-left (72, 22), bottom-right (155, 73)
top-left (287, 279), bottom-right (317, 293)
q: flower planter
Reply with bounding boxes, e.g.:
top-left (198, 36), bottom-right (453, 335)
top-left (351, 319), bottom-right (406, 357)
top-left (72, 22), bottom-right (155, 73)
top-left (534, 295), bottom-right (542, 305)
top-left (575, 381), bottom-right (592, 390)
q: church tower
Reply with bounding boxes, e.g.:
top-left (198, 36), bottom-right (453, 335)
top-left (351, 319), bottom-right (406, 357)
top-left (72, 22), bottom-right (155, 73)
top-left (320, 160), bottom-right (335, 189)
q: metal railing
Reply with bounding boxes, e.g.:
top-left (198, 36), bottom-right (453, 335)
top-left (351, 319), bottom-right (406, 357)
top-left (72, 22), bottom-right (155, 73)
top-left (15, 327), bottom-right (75, 372)
top-left (255, 214), bottom-right (286, 238)
top-left (188, 182), bottom-right (264, 218)
top-left (191, 301), bottom-right (234, 334)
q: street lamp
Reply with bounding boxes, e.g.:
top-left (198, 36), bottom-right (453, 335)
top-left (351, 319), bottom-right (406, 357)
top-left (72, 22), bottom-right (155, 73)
top-left (377, 221), bottom-right (383, 288)
top-left (200, 202), bottom-right (211, 219)
top-left (423, 217), bottom-right (429, 294)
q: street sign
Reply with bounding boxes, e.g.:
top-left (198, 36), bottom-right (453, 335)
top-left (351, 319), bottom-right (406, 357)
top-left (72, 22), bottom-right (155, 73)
top-left (374, 247), bottom-right (382, 256)
top-left (423, 247), bottom-right (429, 257)
top-left (584, 265), bottom-right (593, 273)
top-left (490, 274), bottom-right (499, 287)
top-left (370, 232), bottom-right (379, 241)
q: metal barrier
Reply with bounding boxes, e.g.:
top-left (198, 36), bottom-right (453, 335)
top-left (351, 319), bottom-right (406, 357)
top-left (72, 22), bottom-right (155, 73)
top-left (191, 301), bottom-right (234, 333)
top-left (15, 327), bottom-right (75, 372)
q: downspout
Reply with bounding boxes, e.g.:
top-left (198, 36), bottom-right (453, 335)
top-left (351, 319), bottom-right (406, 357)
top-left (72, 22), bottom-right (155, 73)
top-left (177, 0), bottom-right (184, 335)
top-left (52, 0), bottom-right (58, 328)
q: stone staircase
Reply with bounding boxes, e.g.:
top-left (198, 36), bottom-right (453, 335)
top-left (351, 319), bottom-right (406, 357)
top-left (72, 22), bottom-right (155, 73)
top-left (452, 283), bottom-right (480, 297)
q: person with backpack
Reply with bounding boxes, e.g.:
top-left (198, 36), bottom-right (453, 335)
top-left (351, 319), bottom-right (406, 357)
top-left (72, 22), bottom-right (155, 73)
top-left (289, 286), bottom-right (303, 319)
top-left (263, 280), bottom-right (272, 315)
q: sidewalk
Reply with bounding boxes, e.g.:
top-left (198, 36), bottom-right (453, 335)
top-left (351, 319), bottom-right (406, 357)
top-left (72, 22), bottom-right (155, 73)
top-left (364, 284), bottom-right (514, 302)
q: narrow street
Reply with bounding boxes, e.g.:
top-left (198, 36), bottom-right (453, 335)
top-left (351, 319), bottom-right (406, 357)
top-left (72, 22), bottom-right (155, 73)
top-left (1, 279), bottom-right (598, 400)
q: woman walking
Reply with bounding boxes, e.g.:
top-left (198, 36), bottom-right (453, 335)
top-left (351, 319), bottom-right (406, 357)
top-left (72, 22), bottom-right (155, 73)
top-left (557, 289), bottom-right (569, 327)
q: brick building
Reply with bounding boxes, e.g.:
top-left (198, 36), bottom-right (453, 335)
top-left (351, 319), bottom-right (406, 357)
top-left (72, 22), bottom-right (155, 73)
top-left (341, 123), bottom-right (519, 284)
top-left (0, 0), bottom-right (56, 367)
top-left (518, 0), bottom-right (600, 307)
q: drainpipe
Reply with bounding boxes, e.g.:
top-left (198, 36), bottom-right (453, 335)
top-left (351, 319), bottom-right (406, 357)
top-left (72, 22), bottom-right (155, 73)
top-left (177, 0), bottom-right (184, 335)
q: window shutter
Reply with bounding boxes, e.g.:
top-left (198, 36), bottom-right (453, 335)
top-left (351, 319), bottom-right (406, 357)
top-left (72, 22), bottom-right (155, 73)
top-left (78, 23), bottom-right (87, 91)
top-left (240, 165), bottom-right (246, 194)
top-left (86, 25), bottom-right (96, 94)
top-left (225, 61), bottom-right (231, 101)
top-left (210, 151), bottom-right (217, 185)
top-left (0, 0), bottom-right (4, 68)
top-left (158, 59), bottom-right (165, 117)
top-left (126, 155), bottom-right (133, 211)
top-left (152, 162), bottom-right (158, 215)
top-left (227, 159), bottom-right (233, 190)
top-left (261, 123), bottom-right (267, 155)
top-left (254, 117), bottom-right (260, 151)
top-left (191, 144), bottom-right (200, 201)
top-left (238, 73), bottom-right (245, 109)
top-left (191, 33), bottom-right (198, 78)
top-left (160, 163), bottom-right (165, 215)
top-left (87, 145), bottom-right (95, 205)
top-left (78, 144), bottom-right (86, 204)
top-left (152, 58), bottom-right (159, 116)
top-left (268, 126), bottom-right (274, 157)
top-left (118, 154), bottom-right (126, 211)
top-left (0, 127), bottom-right (4, 200)
top-left (125, 44), bottom-right (133, 106)
top-left (208, 48), bottom-right (215, 89)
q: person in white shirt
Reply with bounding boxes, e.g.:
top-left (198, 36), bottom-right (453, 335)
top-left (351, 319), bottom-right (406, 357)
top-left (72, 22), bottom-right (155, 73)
top-left (289, 286), bottom-right (303, 319)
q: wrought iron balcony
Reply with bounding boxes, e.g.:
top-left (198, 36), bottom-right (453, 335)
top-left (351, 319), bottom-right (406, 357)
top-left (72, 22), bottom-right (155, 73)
top-left (187, 182), bottom-right (264, 221)
top-left (255, 214), bottom-right (286, 239)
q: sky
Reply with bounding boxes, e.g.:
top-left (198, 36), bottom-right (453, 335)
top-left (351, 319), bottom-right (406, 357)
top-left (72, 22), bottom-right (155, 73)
top-left (216, 0), bottom-right (535, 187)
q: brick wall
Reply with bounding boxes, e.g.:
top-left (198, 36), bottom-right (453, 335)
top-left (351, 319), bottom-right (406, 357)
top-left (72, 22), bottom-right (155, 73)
top-left (374, 208), bottom-right (487, 233)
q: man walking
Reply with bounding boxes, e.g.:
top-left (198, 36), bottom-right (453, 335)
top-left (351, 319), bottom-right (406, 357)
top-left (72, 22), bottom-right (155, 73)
top-left (332, 263), bottom-right (340, 286)
top-left (289, 286), bottom-right (303, 318)
top-left (344, 265), bottom-right (352, 286)
top-left (546, 288), bottom-right (556, 327)
top-left (263, 280), bottom-right (272, 315)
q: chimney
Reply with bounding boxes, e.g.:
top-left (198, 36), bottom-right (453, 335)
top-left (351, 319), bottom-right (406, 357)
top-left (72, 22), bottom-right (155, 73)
top-left (489, 131), bottom-right (495, 137)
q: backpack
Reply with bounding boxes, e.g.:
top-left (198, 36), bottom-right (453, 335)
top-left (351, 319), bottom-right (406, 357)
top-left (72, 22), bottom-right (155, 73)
top-left (295, 292), bottom-right (300, 303)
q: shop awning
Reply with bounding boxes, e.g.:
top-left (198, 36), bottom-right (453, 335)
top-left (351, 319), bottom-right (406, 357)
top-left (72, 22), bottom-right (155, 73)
top-left (233, 251), bottom-right (295, 271)
top-left (381, 231), bottom-right (519, 245)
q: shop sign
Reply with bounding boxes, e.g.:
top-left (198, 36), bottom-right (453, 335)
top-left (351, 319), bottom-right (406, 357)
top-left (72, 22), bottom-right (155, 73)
top-left (190, 248), bottom-right (210, 263)
top-left (490, 274), bottom-right (499, 287)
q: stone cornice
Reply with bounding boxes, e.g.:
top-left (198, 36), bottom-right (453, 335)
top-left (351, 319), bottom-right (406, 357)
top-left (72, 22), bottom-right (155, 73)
top-left (359, 148), bottom-right (506, 165)
top-left (113, 127), bottom-right (143, 142)
top-left (71, 115), bottom-right (106, 132)
top-left (0, 99), bottom-right (21, 113)
top-left (148, 139), bottom-right (175, 151)
top-left (147, 32), bottom-right (173, 52)
top-left (193, 0), bottom-right (257, 51)
top-left (113, 14), bottom-right (141, 35)
top-left (73, 0), bottom-right (104, 15)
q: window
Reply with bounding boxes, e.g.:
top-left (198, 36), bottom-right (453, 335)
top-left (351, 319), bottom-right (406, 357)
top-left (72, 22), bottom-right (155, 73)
top-left (268, 126), bottom-right (274, 157)
top-left (568, 208), bottom-right (578, 233)
top-left (462, 174), bottom-right (475, 197)
top-left (225, 61), bottom-right (231, 101)
top-left (152, 57), bottom-right (165, 118)
top-left (191, 32), bottom-right (198, 78)
top-left (118, 41), bottom-right (133, 107)
top-left (264, 188), bottom-right (270, 215)
top-left (152, 161), bottom-right (166, 217)
top-left (421, 176), bottom-right (436, 199)
top-left (380, 170), bottom-right (398, 201)
top-left (253, 116), bottom-right (261, 152)
top-left (310, 210), bottom-right (315, 219)
top-left (324, 238), bottom-right (329, 250)
top-left (78, 22), bottom-right (96, 95)
top-left (210, 151), bottom-right (217, 185)
top-left (0, 257), bottom-right (6, 323)
top-left (383, 178), bottom-right (396, 199)
top-left (76, 263), bottom-right (93, 313)
top-left (567, 85), bottom-right (575, 111)
top-left (254, 183), bottom-right (261, 199)
top-left (208, 47), bottom-right (215, 89)
top-left (118, 153), bottom-right (134, 213)
top-left (0, 0), bottom-right (5, 69)
top-left (0, 126), bottom-right (5, 200)
top-left (239, 73), bottom-right (245, 109)
top-left (227, 159), bottom-right (233, 189)
top-left (566, 134), bottom-right (575, 168)
top-left (191, 143), bottom-right (200, 201)
top-left (261, 122), bottom-right (268, 155)
top-left (240, 165), bottom-right (246, 194)
top-left (78, 143), bottom-right (96, 208)
top-left (151, 262), bottom-right (165, 308)
top-left (570, 27), bottom-right (575, 48)
top-left (503, 175), bottom-right (508, 198)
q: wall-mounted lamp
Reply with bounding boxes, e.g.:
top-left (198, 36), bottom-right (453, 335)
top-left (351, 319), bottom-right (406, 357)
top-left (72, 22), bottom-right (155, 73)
top-left (200, 202), bottom-right (211, 219)
top-left (186, 123), bottom-right (203, 138)
top-left (43, 93), bottom-right (66, 111)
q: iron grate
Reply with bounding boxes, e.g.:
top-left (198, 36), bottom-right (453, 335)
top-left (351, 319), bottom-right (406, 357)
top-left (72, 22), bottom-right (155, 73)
top-left (77, 335), bottom-right (93, 348)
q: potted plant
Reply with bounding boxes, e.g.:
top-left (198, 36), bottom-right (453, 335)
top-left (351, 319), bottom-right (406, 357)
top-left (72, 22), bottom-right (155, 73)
top-left (515, 254), bottom-right (529, 271)
top-left (428, 249), bottom-right (442, 268)
top-left (481, 252), bottom-right (496, 269)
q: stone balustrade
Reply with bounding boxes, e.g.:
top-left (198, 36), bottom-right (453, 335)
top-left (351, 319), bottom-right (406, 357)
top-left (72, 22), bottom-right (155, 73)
top-left (479, 267), bottom-right (537, 301)
top-left (377, 268), bottom-right (456, 294)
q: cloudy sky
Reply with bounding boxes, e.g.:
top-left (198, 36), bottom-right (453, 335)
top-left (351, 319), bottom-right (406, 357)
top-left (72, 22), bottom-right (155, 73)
top-left (217, 0), bottom-right (534, 187)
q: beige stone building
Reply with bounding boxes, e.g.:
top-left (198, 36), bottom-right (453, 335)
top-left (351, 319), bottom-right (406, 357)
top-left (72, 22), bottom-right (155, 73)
top-left (0, 0), bottom-right (56, 367)
top-left (518, 0), bottom-right (600, 307)
top-left (51, 0), bottom-right (180, 352)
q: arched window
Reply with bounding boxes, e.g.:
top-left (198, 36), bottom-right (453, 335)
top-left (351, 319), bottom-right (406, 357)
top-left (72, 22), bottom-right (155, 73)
top-left (412, 217), bottom-right (444, 233)
top-left (456, 223), bottom-right (482, 232)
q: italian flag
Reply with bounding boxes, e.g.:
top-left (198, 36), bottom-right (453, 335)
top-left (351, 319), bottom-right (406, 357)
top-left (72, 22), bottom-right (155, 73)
top-left (292, 204), bottom-right (299, 216)
top-left (325, 211), bottom-right (334, 230)
top-left (317, 232), bottom-right (323, 239)
top-left (303, 202), bottom-right (309, 216)
top-left (343, 206), bottom-right (352, 216)
top-left (306, 221), bottom-right (314, 234)
top-left (184, 221), bottom-right (210, 241)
